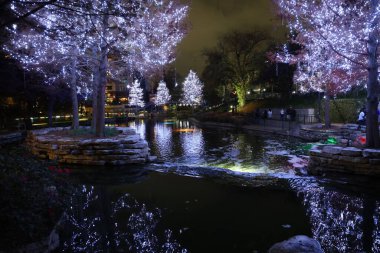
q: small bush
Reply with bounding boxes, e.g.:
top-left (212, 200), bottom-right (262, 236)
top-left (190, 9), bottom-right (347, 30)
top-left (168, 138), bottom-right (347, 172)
top-left (320, 98), bottom-right (365, 123)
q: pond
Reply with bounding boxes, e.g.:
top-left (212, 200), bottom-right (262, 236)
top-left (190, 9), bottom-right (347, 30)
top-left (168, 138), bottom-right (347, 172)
top-left (4, 119), bottom-right (379, 252)
top-left (50, 119), bottom-right (380, 252)
top-left (128, 119), bottom-right (309, 174)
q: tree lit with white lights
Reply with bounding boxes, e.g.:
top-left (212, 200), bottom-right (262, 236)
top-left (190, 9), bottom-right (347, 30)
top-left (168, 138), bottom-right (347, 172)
top-left (128, 80), bottom-right (145, 108)
top-left (4, 0), bottom-right (188, 136)
top-left (274, 0), bottom-right (380, 147)
top-left (155, 80), bottom-right (171, 106)
top-left (181, 70), bottom-right (203, 106)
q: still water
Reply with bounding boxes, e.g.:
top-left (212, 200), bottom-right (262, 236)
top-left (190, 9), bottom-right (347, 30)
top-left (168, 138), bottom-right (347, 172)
top-left (129, 119), bottom-right (307, 174)
top-left (56, 119), bottom-right (380, 252)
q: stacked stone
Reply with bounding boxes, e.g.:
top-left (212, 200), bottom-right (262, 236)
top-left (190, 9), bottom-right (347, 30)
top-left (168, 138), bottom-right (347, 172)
top-left (308, 145), bottom-right (380, 176)
top-left (299, 124), bottom-right (367, 145)
top-left (299, 127), bottom-right (337, 141)
top-left (0, 132), bottom-right (23, 145)
top-left (26, 127), bottom-right (151, 165)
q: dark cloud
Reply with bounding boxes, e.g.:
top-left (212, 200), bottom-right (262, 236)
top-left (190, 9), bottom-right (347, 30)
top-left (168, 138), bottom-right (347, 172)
top-left (175, 0), bottom-right (284, 77)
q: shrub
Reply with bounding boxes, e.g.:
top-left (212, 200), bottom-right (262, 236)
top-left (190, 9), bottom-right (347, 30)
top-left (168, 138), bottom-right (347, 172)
top-left (320, 98), bottom-right (365, 123)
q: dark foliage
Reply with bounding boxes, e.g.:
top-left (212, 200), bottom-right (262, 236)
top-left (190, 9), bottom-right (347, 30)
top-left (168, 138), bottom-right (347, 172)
top-left (0, 145), bottom-right (73, 250)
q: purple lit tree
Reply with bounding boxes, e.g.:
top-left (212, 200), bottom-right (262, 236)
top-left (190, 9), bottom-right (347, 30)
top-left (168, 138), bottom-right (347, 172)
top-left (274, 0), bottom-right (380, 147)
top-left (6, 0), bottom-right (188, 136)
top-left (272, 40), bottom-right (364, 128)
top-left (3, 27), bottom-right (88, 129)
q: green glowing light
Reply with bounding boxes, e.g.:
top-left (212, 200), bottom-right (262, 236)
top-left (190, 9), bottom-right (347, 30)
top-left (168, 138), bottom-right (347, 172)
top-left (300, 143), bottom-right (313, 151)
top-left (326, 137), bottom-right (337, 144)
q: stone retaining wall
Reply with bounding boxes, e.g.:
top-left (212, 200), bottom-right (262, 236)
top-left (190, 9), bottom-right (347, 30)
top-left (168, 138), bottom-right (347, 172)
top-left (0, 132), bottom-right (24, 145)
top-left (26, 127), bottom-right (152, 165)
top-left (300, 124), bottom-right (366, 146)
top-left (308, 145), bottom-right (380, 177)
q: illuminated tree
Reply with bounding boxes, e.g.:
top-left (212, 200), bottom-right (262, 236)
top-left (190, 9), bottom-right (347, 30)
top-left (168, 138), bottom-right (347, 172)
top-left (273, 41), bottom-right (364, 127)
top-left (128, 80), bottom-right (145, 108)
top-left (122, 0), bottom-right (189, 74)
top-left (274, 0), bottom-right (380, 147)
top-left (181, 70), bottom-right (203, 106)
top-left (155, 80), bottom-right (171, 106)
top-left (202, 31), bottom-right (270, 108)
top-left (3, 27), bottom-right (88, 129)
top-left (7, 0), bottom-right (188, 137)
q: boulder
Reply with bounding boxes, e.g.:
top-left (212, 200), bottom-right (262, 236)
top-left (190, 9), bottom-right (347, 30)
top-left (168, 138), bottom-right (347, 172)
top-left (363, 149), bottom-right (380, 158)
top-left (268, 235), bottom-right (323, 253)
top-left (341, 147), bottom-right (362, 157)
top-left (322, 145), bottom-right (343, 155)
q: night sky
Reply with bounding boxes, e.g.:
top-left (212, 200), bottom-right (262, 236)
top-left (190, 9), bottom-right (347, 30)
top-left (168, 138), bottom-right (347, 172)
top-left (176, 0), bottom-right (285, 77)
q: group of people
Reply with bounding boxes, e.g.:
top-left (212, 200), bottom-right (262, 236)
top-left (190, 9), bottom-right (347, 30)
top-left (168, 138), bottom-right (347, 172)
top-left (253, 107), bottom-right (297, 121)
top-left (255, 108), bottom-right (273, 119)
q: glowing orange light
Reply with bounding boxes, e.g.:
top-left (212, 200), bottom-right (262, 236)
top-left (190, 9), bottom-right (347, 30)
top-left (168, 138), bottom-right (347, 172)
top-left (173, 128), bottom-right (195, 133)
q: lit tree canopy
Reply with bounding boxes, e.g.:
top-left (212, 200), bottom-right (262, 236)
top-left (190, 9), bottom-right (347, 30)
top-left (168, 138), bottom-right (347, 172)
top-left (202, 30), bottom-right (271, 108)
top-left (128, 80), bottom-right (145, 108)
top-left (274, 0), bottom-right (380, 147)
top-left (181, 70), bottom-right (203, 106)
top-left (5, 0), bottom-right (188, 136)
top-left (155, 80), bottom-right (171, 106)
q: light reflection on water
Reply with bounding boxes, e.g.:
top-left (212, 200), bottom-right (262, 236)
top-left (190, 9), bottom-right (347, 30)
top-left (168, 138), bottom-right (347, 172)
top-left (58, 170), bottom-right (311, 253)
top-left (57, 119), bottom-right (380, 253)
top-left (61, 185), bottom-right (187, 253)
top-left (290, 178), bottom-right (380, 252)
top-left (128, 119), bottom-right (304, 174)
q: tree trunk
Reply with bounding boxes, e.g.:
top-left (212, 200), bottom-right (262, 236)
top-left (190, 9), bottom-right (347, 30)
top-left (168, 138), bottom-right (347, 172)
top-left (95, 4), bottom-right (109, 137)
top-left (324, 94), bottom-right (331, 128)
top-left (366, 0), bottom-right (380, 148)
top-left (95, 58), bottom-right (106, 137)
top-left (91, 46), bottom-right (99, 132)
top-left (47, 95), bottom-right (55, 127)
top-left (70, 50), bottom-right (79, 130)
top-left (91, 76), bottom-right (98, 131)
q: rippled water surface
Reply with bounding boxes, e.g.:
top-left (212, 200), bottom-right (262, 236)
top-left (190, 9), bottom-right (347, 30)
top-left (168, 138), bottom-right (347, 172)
top-left (55, 119), bottom-right (380, 252)
top-left (128, 119), bottom-right (308, 174)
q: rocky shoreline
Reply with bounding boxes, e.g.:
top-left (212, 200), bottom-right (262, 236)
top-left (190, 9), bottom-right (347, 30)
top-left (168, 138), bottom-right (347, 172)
top-left (26, 127), bottom-right (154, 165)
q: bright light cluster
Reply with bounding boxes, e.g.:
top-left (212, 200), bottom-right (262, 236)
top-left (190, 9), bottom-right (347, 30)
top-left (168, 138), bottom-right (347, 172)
top-left (5, 0), bottom-right (188, 95)
top-left (181, 70), bottom-right (203, 106)
top-left (128, 79), bottom-right (145, 107)
top-left (274, 0), bottom-right (377, 95)
top-left (155, 80), bottom-right (171, 105)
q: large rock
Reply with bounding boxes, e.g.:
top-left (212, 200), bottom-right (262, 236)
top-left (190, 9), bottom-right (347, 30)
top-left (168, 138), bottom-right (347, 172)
top-left (268, 235), bottom-right (323, 253)
top-left (322, 145), bottom-right (343, 155)
top-left (341, 147), bottom-right (362, 157)
top-left (363, 149), bottom-right (380, 158)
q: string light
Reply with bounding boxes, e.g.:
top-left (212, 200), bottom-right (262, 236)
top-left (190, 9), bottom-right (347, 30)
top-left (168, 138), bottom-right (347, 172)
top-left (181, 70), bottom-right (203, 106)
top-left (155, 80), bottom-right (171, 105)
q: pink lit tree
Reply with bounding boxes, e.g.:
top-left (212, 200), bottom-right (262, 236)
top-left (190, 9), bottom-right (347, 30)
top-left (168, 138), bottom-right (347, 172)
top-left (274, 0), bottom-right (380, 147)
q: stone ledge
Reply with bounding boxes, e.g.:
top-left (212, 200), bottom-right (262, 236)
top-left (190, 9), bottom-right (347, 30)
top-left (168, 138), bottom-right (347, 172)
top-left (26, 127), bottom-right (151, 165)
top-left (308, 145), bottom-right (380, 177)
